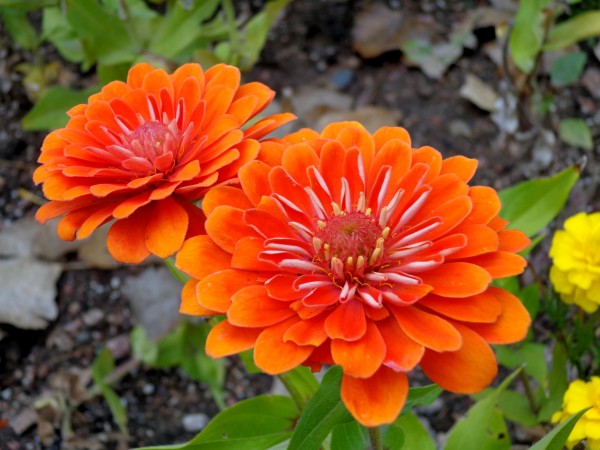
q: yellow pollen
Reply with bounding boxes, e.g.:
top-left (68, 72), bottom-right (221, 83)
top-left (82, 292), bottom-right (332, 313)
top-left (324, 243), bottom-right (330, 260)
top-left (365, 208), bottom-right (372, 216)
top-left (317, 220), bottom-right (326, 230)
top-left (332, 202), bottom-right (343, 216)
top-left (382, 227), bottom-right (390, 239)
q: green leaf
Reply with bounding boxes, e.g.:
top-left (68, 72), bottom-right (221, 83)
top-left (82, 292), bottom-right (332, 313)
top-left (529, 408), bottom-right (590, 450)
top-left (21, 85), bottom-right (97, 130)
top-left (0, 0), bottom-right (56, 10)
top-left (496, 342), bottom-right (547, 384)
top-left (496, 389), bottom-right (538, 426)
top-left (278, 365), bottom-right (320, 411)
top-left (97, 63), bottom-right (131, 84)
top-left (42, 6), bottom-right (85, 63)
top-left (498, 166), bottom-right (579, 237)
top-left (559, 118), bottom-right (593, 151)
top-left (544, 11), bottom-right (600, 51)
top-left (147, 0), bottom-right (220, 59)
top-left (236, 0), bottom-right (291, 71)
top-left (388, 412), bottom-right (435, 450)
top-left (0, 8), bottom-right (38, 50)
top-left (331, 421), bottom-right (369, 450)
top-left (550, 52), bottom-right (587, 87)
top-left (134, 395), bottom-right (298, 450)
top-left (444, 370), bottom-right (521, 450)
top-left (130, 325), bottom-right (158, 365)
top-left (403, 384), bottom-right (443, 411)
top-left (537, 342), bottom-right (568, 422)
top-left (65, 0), bottom-right (137, 66)
top-left (91, 348), bottom-right (128, 434)
top-left (508, 0), bottom-right (551, 73)
top-left (519, 283), bottom-right (541, 321)
top-left (288, 366), bottom-right (353, 450)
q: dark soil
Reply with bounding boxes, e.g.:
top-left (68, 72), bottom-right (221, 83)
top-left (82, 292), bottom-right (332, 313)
top-left (1, 0), bottom-right (599, 449)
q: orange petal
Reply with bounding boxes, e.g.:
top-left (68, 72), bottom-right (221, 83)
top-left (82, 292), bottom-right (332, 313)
top-left (466, 251), bottom-right (527, 278)
top-left (282, 143), bottom-right (320, 186)
top-left (244, 209), bottom-right (296, 240)
top-left (180, 279), bottom-right (217, 315)
top-left (448, 224), bottom-right (499, 259)
top-left (175, 235), bottom-right (232, 280)
top-left (107, 209), bottom-right (152, 264)
top-left (202, 186), bottom-right (252, 217)
top-left (206, 320), bottom-right (261, 358)
top-left (331, 321), bottom-right (386, 378)
top-left (228, 285), bottom-right (295, 327)
top-left (324, 299), bottom-right (366, 341)
top-left (373, 126), bottom-right (411, 149)
top-left (205, 205), bottom-right (256, 253)
top-left (254, 318), bottom-right (314, 374)
top-left (440, 155), bottom-right (478, 183)
top-left (283, 313), bottom-right (328, 346)
top-left (144, 197), bottom-right (188, 258)
top-left (196, 268), bottom-right (258, 313)
top-left (391, 305), bottom-right (462, 352)
top-left (243, 113), bottom-right (296, 140)
top-left (265, 274), bottom-right (304, 301)
top-left (418, 291), bottom-right (501, 323)
top-left (420, 323), bottom-right (497, 393)
top-left (498, 229), bottom-right (530, 252)
top-left (420, 262), bottom-right (491, 297)
top-left (231, 236), bottom-right (276, 272)
top-left (239, 160), bottom-right (273, 205)
top-left (112, 191), bottom-right (153, 219)
top-left (126, 63), bottom-right (154, 88)
top-left (462, 186), bottom-right (501, 226)
top-left (377, 316), bottom-right (424, 371)
top-left (468, 286), bottom-right (531, 344)
top-left (411, 146), bottom-right (442, 182)
top-left (341, 366), bottom-right (408, 427)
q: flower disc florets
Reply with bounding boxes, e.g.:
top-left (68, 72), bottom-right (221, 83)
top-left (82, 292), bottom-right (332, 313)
top-left (176, 121), bottom-right (532, 427)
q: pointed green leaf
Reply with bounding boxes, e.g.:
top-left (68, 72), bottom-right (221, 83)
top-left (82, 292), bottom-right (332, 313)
top-left (65, 0), bottom-right (137, 65)
top-left (550, 52), bottom-right (587, 87)
top-left (529, 408), bottom-right (590, 450)
top-left (288, 366), bottom-right (353, 450)
top-left (388, 412), bottom-right (435, 450)
top-left (559, 118), bottom-right (593, 151)
top-left (21, 85), bottom-right (97, 131)
top-left (331, 421), bottom-right (369, 450)
top-left (544, 11), bottom-right (600, 51)
top-left (130, 325), bottom-right (159, 365)
top-left (499, 166), bottom-right (579, 237)
top-left (403, 384), bottom-right (443, 412)
top-left (134, 395), bottom-right (298, 450)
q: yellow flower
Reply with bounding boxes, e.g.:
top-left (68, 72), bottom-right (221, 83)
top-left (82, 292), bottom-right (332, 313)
top-left (549, 212), bottom-right (600, 313)
top-left (551, 377), bottom-right (600, 450)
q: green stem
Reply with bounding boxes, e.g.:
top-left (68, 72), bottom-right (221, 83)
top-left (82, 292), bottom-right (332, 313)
top-left (278, 367), bottom-right (319, 411)
top-left (222, 0), bottom-right (240, 66)
top-left (368, 426), bottom-right (383, 450)
top-left (520, 370), bottom-right (538, 414)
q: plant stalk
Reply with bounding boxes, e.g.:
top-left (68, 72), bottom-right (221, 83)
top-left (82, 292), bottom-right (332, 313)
top-left (368, 426), bottom-right (383, 450)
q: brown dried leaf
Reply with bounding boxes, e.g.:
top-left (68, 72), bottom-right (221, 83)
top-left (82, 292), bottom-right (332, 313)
top-left (459, 74), bottom-right (499, 112)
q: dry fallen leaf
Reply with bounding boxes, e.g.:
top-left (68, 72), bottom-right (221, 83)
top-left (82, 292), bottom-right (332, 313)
top-left (459, 73), bottom-right (500, 112)
top-left (352, 3), bottom-right (436, 58)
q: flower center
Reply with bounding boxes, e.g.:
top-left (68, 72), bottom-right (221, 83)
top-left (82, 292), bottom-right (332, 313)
top-left (128, 121), bottom-right (177, 164)
top-left (316, 211), bottom-right (383, 263)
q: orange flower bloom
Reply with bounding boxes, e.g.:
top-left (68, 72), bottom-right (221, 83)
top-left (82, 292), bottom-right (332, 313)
top-left (176, 122), bottom-right (531, 427)
top-left (34, 63), bottom-right (294, 263)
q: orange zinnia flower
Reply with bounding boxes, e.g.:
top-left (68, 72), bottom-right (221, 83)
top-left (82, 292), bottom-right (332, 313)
top-left (175, 122), bottom-right (531, 427)
top-left (34, 63), bottom-right (294, 263)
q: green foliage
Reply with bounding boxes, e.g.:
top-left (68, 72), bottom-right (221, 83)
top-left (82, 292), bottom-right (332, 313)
top-left (402, 384), bottom-right (443, 412)
top-left (508, 0), bottom-right (551, 73)
top-left (0, 0), bottom-right (291, 130)
top-left (544, 10), bottom-right (600, 50)
top-left (130, 321), bottom-right (226, 410)
top-left (550, 52), bottom-right (587, 87)
top-left (91, 348), bottom-right (129, 435)
top-left (559, 118), bottom-right (593, 150)
top-left (386, 413), bottom-right (436, 450)
top-left (134, 395), bottom-right (299, 450)
top-left (288, 366), bottom-right (353, 450)
top-left (499, 166), bottom-right (579, 237)
top-left (445, 370), bottom-right (521, 450)
top-left (21, 85), bottom-right (98, 130)
top-left (529, 408), bottom-right (591, 449)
